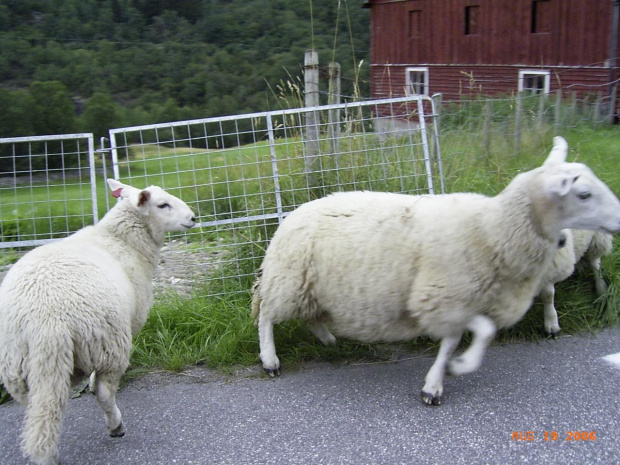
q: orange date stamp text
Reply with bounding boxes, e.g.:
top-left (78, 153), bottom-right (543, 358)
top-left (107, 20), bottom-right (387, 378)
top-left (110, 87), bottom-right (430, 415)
top-left (511, 431), bottom-right (597, 442)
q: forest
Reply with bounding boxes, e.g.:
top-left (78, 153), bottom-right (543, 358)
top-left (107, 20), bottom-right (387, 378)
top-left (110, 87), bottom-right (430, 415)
top-left (0, 0), bottom-right (370, 141)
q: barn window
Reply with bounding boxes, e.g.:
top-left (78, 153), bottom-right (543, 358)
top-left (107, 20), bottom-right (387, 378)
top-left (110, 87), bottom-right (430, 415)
top-left (531, 0), bottom-right (551, 33)
top-left (518, 70), bottom-right (550, 94)
top-left (465, 5), bottom-right (479, 35)
top-left (406, 67), bottom-right (429, 96)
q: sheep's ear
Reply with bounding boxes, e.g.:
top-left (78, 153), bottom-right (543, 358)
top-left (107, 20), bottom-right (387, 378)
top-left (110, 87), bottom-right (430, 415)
top-left (543, 136), bottom-right (568, 167)
top-left (544, 174), bottom-right (578, 197)
top-left (107, 179), bottom-right (139, 199)
top-left (137, 190), bottom-right (151, 207)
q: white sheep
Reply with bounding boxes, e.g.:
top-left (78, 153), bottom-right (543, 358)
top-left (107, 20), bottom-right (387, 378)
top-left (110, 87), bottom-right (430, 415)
top-left (0, 179), bottom-right (195, 465)
top-left (538, 229), bottom-right (613, 336)
top-left (252, 137), bottom-right (620, 406)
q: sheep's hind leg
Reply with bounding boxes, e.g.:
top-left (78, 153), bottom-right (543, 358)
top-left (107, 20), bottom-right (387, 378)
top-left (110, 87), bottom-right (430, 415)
top-left (421, 335), bottom-right (461, 406)
top-left (94, 372), bottom-right (125, 437)
top-left (258, 313), bottom-right (280, 377)
top-left (540, 283), bottom-right (561, 337)
top-left (448, 315), bottom-right (496, 376)
top-left (590, 257), bottom-right (608, 296)
top-left (308, 321), bottom-right (336, 346)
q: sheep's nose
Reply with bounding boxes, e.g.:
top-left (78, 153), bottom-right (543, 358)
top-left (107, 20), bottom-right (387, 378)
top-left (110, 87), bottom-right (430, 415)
top-left (191, 216), bottom-right (196, 223)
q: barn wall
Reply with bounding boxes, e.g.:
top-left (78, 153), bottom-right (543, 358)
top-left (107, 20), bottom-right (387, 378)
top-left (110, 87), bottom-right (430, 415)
top-left (369, 0), bottom-right (615, 67)
top-left (371, 64), bottom-right (611, 101)
top-left (368, 0), bottom-right (619, 101)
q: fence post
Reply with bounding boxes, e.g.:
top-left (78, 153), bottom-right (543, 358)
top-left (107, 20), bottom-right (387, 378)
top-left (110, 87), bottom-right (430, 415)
top-left (328, 61), bottom-right (341, 158)
top-left (536, 92), bottom-right (545, 132)
top-left (571, 91), bottom-right (578, 125)
top-left (554, 89), bottom-right (562, 135)
top-left (594, 91), bottom-right (602, 127)
top-left (609, 85), bottom-right (617, 124)
top-left (304, 49), bottom-right (320, 190)
top-left (434, 93), bottom-right (442, 129)
top-left (483, 99), bottom-right (492, 156)
top-left (514, 92), bottom-right (522, 153)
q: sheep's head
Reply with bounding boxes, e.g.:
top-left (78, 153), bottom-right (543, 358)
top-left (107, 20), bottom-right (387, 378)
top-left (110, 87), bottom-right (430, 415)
top-left (107, 179), bottom-right (196, 232)
top-left (538, 136), bottom-right (620, 234)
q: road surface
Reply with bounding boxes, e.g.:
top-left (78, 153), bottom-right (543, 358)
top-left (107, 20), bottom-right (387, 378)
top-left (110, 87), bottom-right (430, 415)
top-left (2, 327), bottom-right (620, 464)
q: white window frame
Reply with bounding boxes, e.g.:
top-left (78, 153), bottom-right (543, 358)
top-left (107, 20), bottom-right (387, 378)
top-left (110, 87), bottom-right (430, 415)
top-left (405, 67), bottom-right (429, 96)
top-left (518, 70), bottom-right (550, 94)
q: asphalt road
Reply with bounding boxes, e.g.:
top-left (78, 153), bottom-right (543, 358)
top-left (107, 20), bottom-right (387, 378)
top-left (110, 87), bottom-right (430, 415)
top-left (2, 327), bottom-right (620, 465)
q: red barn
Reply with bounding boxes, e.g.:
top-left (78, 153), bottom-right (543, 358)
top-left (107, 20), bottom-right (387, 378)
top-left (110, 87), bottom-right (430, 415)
top-left (364, 0), bottom-right (620, 104)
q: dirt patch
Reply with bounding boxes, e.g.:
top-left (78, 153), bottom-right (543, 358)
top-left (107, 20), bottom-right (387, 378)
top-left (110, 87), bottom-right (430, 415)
top-left (0, 240), bottom-right (223, 297)
top-left (153, 239), bottom-right (225, 296)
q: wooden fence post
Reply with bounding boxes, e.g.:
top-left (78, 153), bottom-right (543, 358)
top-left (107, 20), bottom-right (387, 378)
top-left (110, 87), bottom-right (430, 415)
top-left (483, 99), bottom-right (492, 156)
top-left (594, 91), bottom-right (602, 127)
top-left (609, 85), bottom-right (617, 124)
top-left (536, 92), bottom-right (545, 132)
top-left (554, 89), bottom-right (562, 135)
top-left (514, 92), bottom-right (522, 153)
top-left (304, 49), bottom-right (320, 189)
top-left (571, 91), bottom-right (578, 126)
top-left (328, 61), bottom-right (341, 158)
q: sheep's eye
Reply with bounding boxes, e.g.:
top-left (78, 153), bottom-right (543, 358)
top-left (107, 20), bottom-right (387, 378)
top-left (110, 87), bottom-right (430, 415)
top-left (158, 203), bottom-right (171, 209)
top-left (578, 192), bottom-right (591, 200)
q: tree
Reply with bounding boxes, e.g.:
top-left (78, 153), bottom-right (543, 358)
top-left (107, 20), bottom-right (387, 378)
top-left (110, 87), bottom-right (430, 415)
top-left (0, 88), bottom-right (33, 139)
top-left (0, 88), bottom-right (35, 174)
top-left (81, 91), bottom-right (122, 140)
top-left (28, 81), bottom-right (76, 136)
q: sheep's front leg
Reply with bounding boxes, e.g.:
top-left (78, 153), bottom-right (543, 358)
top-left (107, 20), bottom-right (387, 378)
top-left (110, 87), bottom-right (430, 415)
top-left (258, 313), bottom-right (280, 377)
top-left (448, 315), bottom-right (496, 376)
top-left (94, 372), bottom-right (125, 437)
top-left (421, 335), bottom-right (461, 406)
top-left (540, 283), bottom-right (561, 337)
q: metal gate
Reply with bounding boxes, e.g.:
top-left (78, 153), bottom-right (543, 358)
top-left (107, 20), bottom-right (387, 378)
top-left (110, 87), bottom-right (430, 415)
top-left (107, 95), bottom-right (443, 296)
top-left (0, 133), bottom-right (98, 249)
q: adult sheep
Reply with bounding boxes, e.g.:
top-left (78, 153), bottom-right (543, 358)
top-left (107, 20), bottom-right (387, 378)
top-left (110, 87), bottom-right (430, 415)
top-left (252, 136), bottom-right (620, 406)
top-left (538, 229), bottom-right (613, 337)
top-left (0, 179), bottom-right (195, 465)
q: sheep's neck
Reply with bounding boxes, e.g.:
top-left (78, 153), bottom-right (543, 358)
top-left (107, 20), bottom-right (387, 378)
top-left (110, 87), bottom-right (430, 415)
top-left (489, 181), bottom-right (557, 278)
top-left (99, 203), bottom-right (162, 271)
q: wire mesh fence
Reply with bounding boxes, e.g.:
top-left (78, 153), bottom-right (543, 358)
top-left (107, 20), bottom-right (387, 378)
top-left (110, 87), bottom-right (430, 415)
top-left (435, 89), bottom-right (618, 194)
top-left (0, 133), bottom-right (97, 249)
top-left (0, 91), bottom-right (613, 298)
top-left (108, 95), bottom-right (442, 297)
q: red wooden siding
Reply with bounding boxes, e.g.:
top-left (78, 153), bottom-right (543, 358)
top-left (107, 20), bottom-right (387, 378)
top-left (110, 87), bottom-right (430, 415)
top-left (367, 0), bottom-right (620, 100)
top-left (371, 65), bottom-right (611, 101)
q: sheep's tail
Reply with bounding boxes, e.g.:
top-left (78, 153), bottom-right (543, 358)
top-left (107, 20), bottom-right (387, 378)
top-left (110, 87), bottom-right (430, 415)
top-left (251, 268), bottom-right (263, 325)
top-left (21, 329), bottom-right (73, 465)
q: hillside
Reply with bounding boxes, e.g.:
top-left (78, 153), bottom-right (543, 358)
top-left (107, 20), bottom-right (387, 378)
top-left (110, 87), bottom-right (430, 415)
top-left (0, 0), bottom-right (370, 139)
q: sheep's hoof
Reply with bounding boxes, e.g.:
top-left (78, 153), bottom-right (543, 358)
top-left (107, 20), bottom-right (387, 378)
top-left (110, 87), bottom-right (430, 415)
top-left (545, 330), bottom-right (561, 339)
top-left (109, 422), bottom-right (126, 438)
top-left (264, 368), bottom-right (280, 378)
top-left (421, 391), bottom-right (442, 406)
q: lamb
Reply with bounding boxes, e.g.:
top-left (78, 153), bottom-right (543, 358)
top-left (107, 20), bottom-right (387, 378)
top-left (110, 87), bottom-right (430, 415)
top-left (0, 179), bottom-right (195, 465)
top-left (251, 136), bottom-right (620, 406)
top-left (538, 229), bottom-right (613, 337)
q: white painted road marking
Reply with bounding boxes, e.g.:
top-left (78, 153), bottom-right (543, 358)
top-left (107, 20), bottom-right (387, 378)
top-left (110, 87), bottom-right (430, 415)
top-left (602, 352), bottom-right (620, 367)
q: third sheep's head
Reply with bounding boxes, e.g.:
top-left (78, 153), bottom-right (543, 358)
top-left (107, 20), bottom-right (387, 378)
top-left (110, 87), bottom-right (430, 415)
top-left (540, 136), bottom-right (620, 234)
top-left (107, 179), bottom-right (196, 233)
